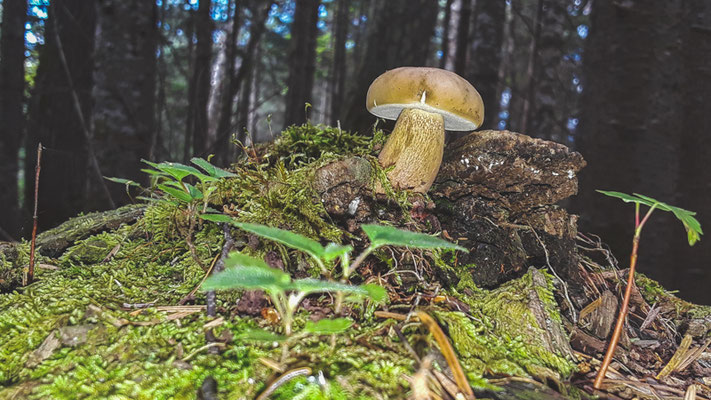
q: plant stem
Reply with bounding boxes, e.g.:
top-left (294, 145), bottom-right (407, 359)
top-left (26, 143), bottom-right (42, 285)
top-left (593, 203), bottom-right (657, 389)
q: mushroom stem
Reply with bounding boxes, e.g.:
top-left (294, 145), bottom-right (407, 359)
top-left (378, 108), bottom-right (445, 193)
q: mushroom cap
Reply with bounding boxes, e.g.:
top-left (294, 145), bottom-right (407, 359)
top-left (366, 67), bottom-right (484, 131)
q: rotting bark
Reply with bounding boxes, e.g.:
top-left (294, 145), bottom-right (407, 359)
top-left (35, 204), bottom-right (145, 258)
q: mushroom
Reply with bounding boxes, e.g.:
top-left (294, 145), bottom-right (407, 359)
top-left (366, 67), bottom-right (484, 193)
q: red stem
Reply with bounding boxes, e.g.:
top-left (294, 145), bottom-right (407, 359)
top-left (27, 143), bottom-right (42, 285)
top-left (593, 234), bottom-right (640, 389)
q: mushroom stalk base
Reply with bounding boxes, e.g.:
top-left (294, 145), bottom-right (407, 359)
top-left (378, 108), bottom-right (445, 193)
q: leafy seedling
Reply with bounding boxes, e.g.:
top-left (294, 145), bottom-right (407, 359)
top-left (593, 191), bottom-right (702, 389)
top-left (201, 252), bottom-right (381, 337)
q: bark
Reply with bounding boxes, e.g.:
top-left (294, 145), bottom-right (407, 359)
top-left (213, 5), bottom-right (242, 164)
top-left (527, 0), bottom-right (570, 143)
top-left (190, 0), bottom-right (213, 156)
top-left (443, 0), bottom-right (459, 70)
top-left (91, 0), bottom-right (157, 209)
top-left (342, 0), bottom-right (439, 133)
top-left (25, 0), bottom-right (96, 230)
top-left (283, 0), bottom-right (321, 128)
top-left (0, 0), bottom-right (27, 238)
top-left (329, 0), bottom-right (349, 125)
top-left (453, 0), bottom-right (471, 75)
top-left (214, 1), bottom-right (272, 162)
top-left (440, 0), bottom-right (454, 69)
top-left (466, 0), bottom-right (506, 130)
top-left (676, 0), bottom-right (711, 304)
top-left (574, 1), bottom-right (686, 298)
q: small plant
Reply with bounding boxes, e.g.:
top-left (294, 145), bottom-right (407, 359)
top-left (108, 157), bottom-right (237, 270)
top-left (200, 217), bottom-right (467, 338)
top-left (593, 191), bottom-right (703, 389)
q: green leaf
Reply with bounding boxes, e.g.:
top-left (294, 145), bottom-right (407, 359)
top-left (200, 214), bottom-right (235, 224)
top-left (304, 318), bottom-right (353, 334)
top-left (289, 278), bottom-right (368, 296)
top-left (142, 160), bottom-right (197, 181)
top-left (597, 190), bottom-right (703, 246)
top-left (157, 184), bottom-right (193, 202)
top-left (236, 329), bottom-right (287, 342)
top-left (223, 252), bottom-right (274, 270)
top-left (321, 243), bottom-right (353, 262)
top-left (202, 264), bottom-right (291, 292)
top-left (104, 176), bottom-right (141, 188)
top-left (360, 283), bottom-right (388, 303)
top-left (361, 224), bottom-right (468, 252)
top-left (184, 183), bottom-right (203, 200)
top-left (232, 222), bottom-right (325, 259)
top-left (191, 157), bottom-right (238, 178)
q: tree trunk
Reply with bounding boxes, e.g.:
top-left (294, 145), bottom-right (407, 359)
top-left (214, 1), bottom-right (272, 162)
top-left (329, 0), bottom-right (349, 125)
top-left (574, 0), bottom-right (685, 298)
top-left (440, 0), bottom-right (454, 69)
top-left (0, 0), bottom-right (27, 238)
top-left (676, 0), bottom-right (711, 303)
top-left (283, 0), bottom-right (321, 128)
top-left (466, 0), bottom-right (506, 130)
top-left (342, 0), bottom-right (439, 133)
top-left (527, 0), bottom-right (573, 143)
top-left (25, 0), bottom-right (96, 230)
top-left (190, 0), bottom-right (213, 157)
top-left (92, 0), bottom-right (158, 208)
top-left (453, 0), bottom-right (471, 75)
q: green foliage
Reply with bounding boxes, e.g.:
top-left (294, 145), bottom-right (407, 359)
top-left (598, 190), bottom-right (703, 245)
top-left (201, 220), bottom-right (464, 338)
top-left (304, 318), bottom-right (353, 335)
top-left (203, 251), bottom-right (379, 336)
top-left (361, 224), bottom-right (469, 252)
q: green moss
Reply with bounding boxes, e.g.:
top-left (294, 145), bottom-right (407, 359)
top-left (438, 270), bottom-right (577, 381)
top-left (271, 123), bottom-right (385, 170)
top-left (0, 123), bottom-right (590, 399)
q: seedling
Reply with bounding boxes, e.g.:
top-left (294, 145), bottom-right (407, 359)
top-left (200, 217), bottom-right (467, 338)
top-left (109, 158), bottom-right (237, 270)
top-left (201, 252), bottom-right (376, 337)
top-left (593, 191), bottom-right (702, 389)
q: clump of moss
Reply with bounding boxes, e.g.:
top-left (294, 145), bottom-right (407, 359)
top-left (439, 270), bottom-right (577, 381)
top-left (270, 123), bottom-right (385, 169)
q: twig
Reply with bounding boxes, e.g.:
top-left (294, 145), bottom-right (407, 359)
top-left (205, 224), bottom-right (234, 354)
top-left (26, 143), bottom-right (42, 285)
top-left (256, 367), bottom-right (312, 400)
top-left (416, 311), bottom-right (474, 399)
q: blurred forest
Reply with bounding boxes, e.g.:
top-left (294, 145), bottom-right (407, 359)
top-left (0, 0), bottom-right (709, 303)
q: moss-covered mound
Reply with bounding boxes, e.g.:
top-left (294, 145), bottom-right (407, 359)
top-left (1, 124), bottom-right (584, 399)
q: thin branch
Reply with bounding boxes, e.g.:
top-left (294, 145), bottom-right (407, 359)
top-left (26, 143), bottom-right (42, 285)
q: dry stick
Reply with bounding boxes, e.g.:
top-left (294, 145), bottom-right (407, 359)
top-left (416, 311), bottom-right (474, 399)
top-left (594, 203), bottom-right (656, 389)
top-left (51, 7), bottom-right (115, 209)
top-left (26, 143), bottom-right (43, 285)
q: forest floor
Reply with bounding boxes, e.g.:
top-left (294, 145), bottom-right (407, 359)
top-left (1, 124), bottom-right (710, 400)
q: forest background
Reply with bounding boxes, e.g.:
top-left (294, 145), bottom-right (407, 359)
top-left (0, 0), bottom-right (709, 303)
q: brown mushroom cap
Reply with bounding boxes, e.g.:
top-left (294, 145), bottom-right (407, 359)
top-left (366, 67), bottom-right (484, 131)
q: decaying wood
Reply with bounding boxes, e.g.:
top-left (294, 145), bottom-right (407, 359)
top-left (35, 203), bottom-right (145, 257)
